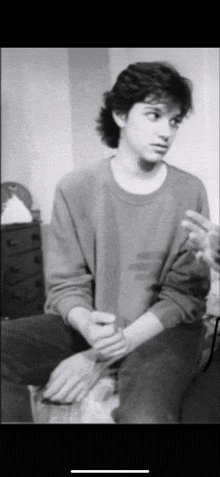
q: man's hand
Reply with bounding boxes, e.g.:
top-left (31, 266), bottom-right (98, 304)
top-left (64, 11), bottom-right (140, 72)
top-left (181, 210), bottom-right (220, 272)
top-left (67, 308), bottom-right (128, 360)
top-left (42, 349), bottom-right (101, 404)
top-left (88, 311), bottom-right (127, 360)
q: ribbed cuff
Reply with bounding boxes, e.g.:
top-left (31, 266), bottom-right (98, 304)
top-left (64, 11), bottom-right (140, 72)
top-left (149, 300), bottom-right (186, 329)
top-left (45, 298), bottom-right (93, 325)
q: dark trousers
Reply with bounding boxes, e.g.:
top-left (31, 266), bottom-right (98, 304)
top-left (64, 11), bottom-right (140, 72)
top-left (180, 344), bottom-right (220, 423)
top-left (1, 314), bottom-right (205, 424)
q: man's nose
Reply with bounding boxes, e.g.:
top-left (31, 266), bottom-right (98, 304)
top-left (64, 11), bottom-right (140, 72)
top-left (157, 120), bottom-right (172, 140)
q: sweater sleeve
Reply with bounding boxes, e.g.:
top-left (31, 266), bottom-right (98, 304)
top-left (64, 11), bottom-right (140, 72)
top-left (44, 183), bottom-right (94, 322)
top-left (149, 181), bottom-right (211, 328)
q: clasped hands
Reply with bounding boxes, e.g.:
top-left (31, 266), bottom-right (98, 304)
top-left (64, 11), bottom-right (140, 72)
top-left (42, 311), bottom-right (128, 404)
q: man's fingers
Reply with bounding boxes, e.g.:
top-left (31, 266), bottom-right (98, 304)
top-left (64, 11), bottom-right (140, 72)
top-left (195, 250), bottom-right (204, 260)
top-left (181, 220), bottom-right (207, 250)
top-left (74, 388), bottom-right (88, 403)
top-left (185, 210), bottom-right (211, 231)
top-left (62, 381), bottom-right (87, 403)
top-left (92, 324), bottom-right (117, 341)
top-left (91, 311), bottom-right (116, 325)
top-left (43, 375), bottom-right (66, 399)
top-left (45, 380), bottom-right (86, 403)
top-left (98, 341), bottom-right (127, 355)
top-left (45, 361), bottom-right (66, 383)
top-left (99, 344), bottom-right (127, 359)
top-left (188, 231), bottom-right (205, 245)
top-left (46, 380), bottom-right (78, 402)
top-left (181, 220), bottom-right (205, 238)
top-left (95, 332), bottom-right (125, 350)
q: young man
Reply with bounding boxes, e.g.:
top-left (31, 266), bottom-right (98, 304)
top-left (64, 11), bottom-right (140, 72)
top-left (1, 62), bottom-right (211, 423)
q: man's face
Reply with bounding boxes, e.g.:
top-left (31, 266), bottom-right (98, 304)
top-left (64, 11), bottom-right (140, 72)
top-left (116, 99), bottom-right (182, 164)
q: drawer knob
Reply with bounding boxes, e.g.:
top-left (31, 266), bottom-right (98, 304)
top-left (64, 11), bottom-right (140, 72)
top-left (7, 239), bottom-right (17, 248)
top-left (9, 266), bottom-right (20, 274)
top-left (32, 233), bottom-right (40, 241)
top-left (33, 256), bottom-right (42, 264)
top-left (11, 292), bottom-right (22, 301)
top-left (2, 316), bottom-right (10, 322)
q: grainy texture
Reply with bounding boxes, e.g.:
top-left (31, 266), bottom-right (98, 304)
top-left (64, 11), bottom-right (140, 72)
top-left (29, 376), bottom-right (119, 424)
top-left (29, 317), bottom-right (219, 424)
top-left (30, 273), bottom-right (219, 424)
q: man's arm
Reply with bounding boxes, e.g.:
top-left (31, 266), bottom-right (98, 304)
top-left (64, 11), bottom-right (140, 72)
top-left (108, 247), bottom-right (210, 360)
top-left (67, 307), bottom-right (128, 359)
top-left (116, 195), bottom-right (212, 357)
top-left (123, 310), bottom-right (164, 353)
top-left (90, 310), bottom-right (164, 360)
top-left (44, 182), bottom-right (94, 321)
top-left (43, 307), bottom-right (128, 403)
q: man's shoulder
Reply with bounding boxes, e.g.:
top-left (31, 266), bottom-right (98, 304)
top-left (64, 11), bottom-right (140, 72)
top-left (168, 164), bottom-right (206, 192)
top-left (56, 158), bottom-right (109, 194)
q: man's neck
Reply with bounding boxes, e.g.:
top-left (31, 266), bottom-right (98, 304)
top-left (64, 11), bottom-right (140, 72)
top-left (111, 150), bottom-right (164, 180)
top-left (110, 154), bottom-right (167, 195)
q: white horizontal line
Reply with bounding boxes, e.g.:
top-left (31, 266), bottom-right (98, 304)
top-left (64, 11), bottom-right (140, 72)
top-left (70, 471), bottom-right (150, 474)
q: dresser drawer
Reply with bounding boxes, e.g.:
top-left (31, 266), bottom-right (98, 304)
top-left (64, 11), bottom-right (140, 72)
top-left (1, 221), bottom-right (45, 320)
top-left (2, 273), bottom-right (45, 318)
top-left (3, 249), bottom-right (43, 285)
top-left (21, 298), bottom-right (45, 318)
top-left (1, 298), bottom-right (45, 320)
top-left (2, 223), bottom-right (41, 256)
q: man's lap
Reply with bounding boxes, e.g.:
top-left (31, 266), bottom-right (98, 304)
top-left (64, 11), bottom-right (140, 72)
top-left (114, 321), bottom-right (205, 423)
top-left (1, 313), bottom-right (89, 386)
top-left (2, 314), bottom-right (206, 423)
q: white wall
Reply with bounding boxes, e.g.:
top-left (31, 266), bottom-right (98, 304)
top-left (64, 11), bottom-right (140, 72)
top-left (1, 48), bottom-right (111, 224)
top-left (108, 48), bottom-right (219, 224)
top-left (67, 48), bottom-right (111, 171)
top-left (2, 48), bottom-right (74, 224)
top-left (2, 48), bottom-right (219, 225)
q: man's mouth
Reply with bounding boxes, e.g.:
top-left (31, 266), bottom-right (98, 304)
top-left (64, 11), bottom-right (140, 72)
top-left (151, 143), bottom-right (168, 150)
top-left (150, 143), bottom-right (168, 153)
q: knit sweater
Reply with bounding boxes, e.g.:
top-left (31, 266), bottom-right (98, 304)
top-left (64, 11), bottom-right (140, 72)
top-left (44, 158), bottom-right (210, 329)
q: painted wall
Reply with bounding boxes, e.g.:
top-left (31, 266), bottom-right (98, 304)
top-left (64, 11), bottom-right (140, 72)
top-left (108, 48), bottom-right (219, 224)
top-left (67, 48), bottom-right (111, 171)
top-left (1, 48), bottom-right (111, 224)
top-left (2, 48), bottom-right (219, 225)
top-left (2, 48), bottom-right (74, 224)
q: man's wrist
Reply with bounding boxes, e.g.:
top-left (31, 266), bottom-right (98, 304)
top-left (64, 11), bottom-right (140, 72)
top-left (123, 311), bottom-right (164, 354)
top-left (123, 327), bottom-right (135, 354)
top-left (67, 307), bottom-right (91, 336)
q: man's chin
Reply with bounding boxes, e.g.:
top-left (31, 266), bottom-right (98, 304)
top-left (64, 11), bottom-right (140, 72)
top-left (138, 157), bottom-right (162, 172)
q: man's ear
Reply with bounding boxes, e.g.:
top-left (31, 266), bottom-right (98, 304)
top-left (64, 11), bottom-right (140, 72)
top-left (112, 111), bottom-right (126, 128)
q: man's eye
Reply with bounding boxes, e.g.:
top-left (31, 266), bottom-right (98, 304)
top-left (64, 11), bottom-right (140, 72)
top-left (145, 112), bottom-right (159, 120)
top-left (170, 118), bottom-right (182, 128)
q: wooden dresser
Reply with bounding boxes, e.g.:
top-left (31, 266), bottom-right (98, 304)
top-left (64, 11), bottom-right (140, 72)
top-left (1, 221), bottom-right (45, 321)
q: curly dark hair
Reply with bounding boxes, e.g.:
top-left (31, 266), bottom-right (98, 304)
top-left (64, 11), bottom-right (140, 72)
top-left (96, 61), bottom-right (193, 148)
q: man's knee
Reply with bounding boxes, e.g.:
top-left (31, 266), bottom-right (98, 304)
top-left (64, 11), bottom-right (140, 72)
top-left (112, 405), bottom-right (178, 424)
top-left (1, 321), bottom-right (31, 385)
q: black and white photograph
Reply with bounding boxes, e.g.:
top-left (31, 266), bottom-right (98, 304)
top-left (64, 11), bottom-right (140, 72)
top-left (1, 48), bottom-right (219, 436)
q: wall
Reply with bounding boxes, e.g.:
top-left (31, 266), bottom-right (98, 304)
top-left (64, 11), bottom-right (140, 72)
top-left (67, 48), bottom-right (111, 171)
top-left (2, 48), bottom-right (74, 224)
top-left (1, 48), bottom-right (111, 224)
top-left (2, 48), bottom-right (219, 224)
top-left (108, 48), bottom-right (219, 224)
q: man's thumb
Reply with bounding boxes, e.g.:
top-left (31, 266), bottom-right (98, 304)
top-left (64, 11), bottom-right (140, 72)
top-left (91, 311), bottom-right (116, 325)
